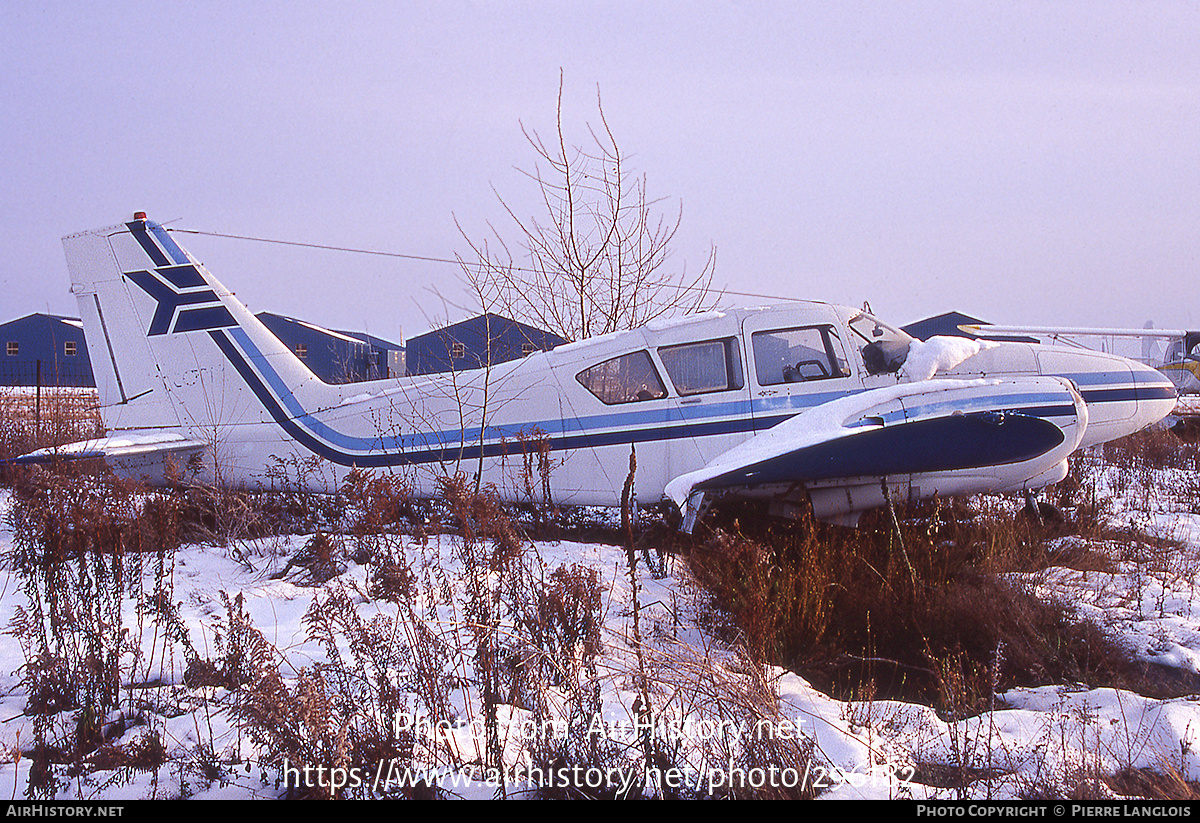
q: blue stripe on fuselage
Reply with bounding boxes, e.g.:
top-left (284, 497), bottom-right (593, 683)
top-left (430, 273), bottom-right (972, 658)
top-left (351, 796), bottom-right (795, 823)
top-left (210, 329), bottom-right (1148, 469)
top-left (211, 329), bottom-right (765, 466)
top-left (226, 326), bottom-right (756, 448)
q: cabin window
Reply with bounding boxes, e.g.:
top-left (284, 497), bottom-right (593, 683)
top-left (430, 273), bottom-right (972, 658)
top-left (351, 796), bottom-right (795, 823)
top-left (847, 313), bottom-right (911, 375)
top-left (751, 326), bottom-right (850, 386)
top-left (658, 338), bottom-right (743, 395)
top-left (576, 350), bottom-right (667, 405)
top-left (6, 342), bottom-right (16, 356)
top-left (295, 343), bottom-right (308, 359)
top-left (64, 341), bottom-right (77, 357)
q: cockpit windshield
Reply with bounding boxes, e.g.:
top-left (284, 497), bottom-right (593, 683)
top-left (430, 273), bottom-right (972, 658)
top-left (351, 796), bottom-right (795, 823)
top-left (848, 312), bottom-right (914, 376)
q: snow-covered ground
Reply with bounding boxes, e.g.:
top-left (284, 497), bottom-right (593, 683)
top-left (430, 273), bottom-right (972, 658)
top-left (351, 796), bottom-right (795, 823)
top-left (1, 447), bottom-right (1199, 800)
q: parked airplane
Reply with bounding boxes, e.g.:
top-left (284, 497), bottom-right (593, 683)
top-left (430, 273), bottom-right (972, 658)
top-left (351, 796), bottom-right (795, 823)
top-left (961, 322), bottom-right (1200, 443)
top-left (17, 215), bottom-right (1180, 529)
top-left (961, 323), bottom-right (1200, 395)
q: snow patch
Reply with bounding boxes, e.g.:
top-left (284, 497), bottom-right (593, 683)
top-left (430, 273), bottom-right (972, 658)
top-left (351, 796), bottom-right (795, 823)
top-left (899, 335), bottom-right (998, 382)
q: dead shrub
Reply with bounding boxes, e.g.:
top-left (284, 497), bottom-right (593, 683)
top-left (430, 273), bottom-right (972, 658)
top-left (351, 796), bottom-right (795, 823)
top-left (184, 593), bottom-right (272, 691)
top-left (20, 653), bottom-right (76, 716)
top-left (85, 730), bottom-right (168, 773)
top-left (1105, 765), bottom-right (1200, 800)
top-left (686, 522), bottom-right (839, 664)
top-left (275, 531), bottom-right (346, 586)
top-left (687, 496), bottom-right (1143, 707)
top-left (1104, 427), bottom-right (1200, 473)
top-left (234, 587), bottom-right (416, 798)
top-left (340, 469), bottom-right (425, 538)
top-left (4, 464), bottom-right (186, 796)
top-left (438, 473), bottom-right (526, 566)
top-left (169, 484), bottom-right (271, 546)
top-left (525, 564), bottom-right (602, 688)
top-left (520, 563), bottom-right (610, 794)
top-left (438, 474), bottom-right (533, 791)
top-left (367, 558), bottom-right (418, 603)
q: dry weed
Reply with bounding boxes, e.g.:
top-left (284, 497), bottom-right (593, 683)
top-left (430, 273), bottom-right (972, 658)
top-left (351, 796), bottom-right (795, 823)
top-left (4, 466), bottom-right (185, 797)
top-left (0, 387), bottom-right (102, 471)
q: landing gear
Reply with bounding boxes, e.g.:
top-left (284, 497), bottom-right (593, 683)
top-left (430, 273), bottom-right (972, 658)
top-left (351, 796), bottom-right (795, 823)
top-left (679, 490), bottom-right (713, 534)
top-left (1022, 491), bottom-right (1065, 527)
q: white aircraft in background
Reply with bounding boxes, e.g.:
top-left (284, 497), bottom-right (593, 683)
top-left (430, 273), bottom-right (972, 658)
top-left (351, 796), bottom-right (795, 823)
top-left (960, 322), bottom-right (1200, 445)
top-left (960, 323), bottom-right (1200, 395)
top-left (16, 215), bottom-right (1179, 529)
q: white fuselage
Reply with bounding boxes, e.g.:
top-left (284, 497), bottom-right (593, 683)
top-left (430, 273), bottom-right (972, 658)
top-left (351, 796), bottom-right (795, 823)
top-left (58, 217), bottom-right (1179, 524)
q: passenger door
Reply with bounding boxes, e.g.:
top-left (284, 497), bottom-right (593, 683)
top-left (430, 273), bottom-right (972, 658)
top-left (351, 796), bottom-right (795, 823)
top-left (741, 310), bottom-right (863, 433)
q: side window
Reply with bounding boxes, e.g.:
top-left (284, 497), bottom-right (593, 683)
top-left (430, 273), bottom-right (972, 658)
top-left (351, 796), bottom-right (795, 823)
top-left (576, 350), bottom-right (667, 405)
top-left (848, 314), bottom-right (912, 375)
top-left (752, 326), bottom-right (850, 386)
top-left (658, 338), bottom-right (743, 396)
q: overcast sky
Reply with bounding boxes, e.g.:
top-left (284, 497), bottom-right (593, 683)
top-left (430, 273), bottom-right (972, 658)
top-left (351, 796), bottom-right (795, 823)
top-left (3, 1), bottom-right (1198, 343)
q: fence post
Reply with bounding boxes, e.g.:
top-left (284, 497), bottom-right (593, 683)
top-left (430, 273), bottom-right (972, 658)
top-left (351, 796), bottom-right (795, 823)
top-left (35, 358), bottom-right (42, 435)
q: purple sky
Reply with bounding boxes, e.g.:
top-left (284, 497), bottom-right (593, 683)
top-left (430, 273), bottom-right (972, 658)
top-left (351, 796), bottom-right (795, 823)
top-left (3, 1), bottom-right (1198, 343)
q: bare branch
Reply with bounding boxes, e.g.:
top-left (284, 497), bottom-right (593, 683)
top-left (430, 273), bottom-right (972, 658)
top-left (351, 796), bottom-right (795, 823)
top-left (457, 74), bottom-right (722, 342)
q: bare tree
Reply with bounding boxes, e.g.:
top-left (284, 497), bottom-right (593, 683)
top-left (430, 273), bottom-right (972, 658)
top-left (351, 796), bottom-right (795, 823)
top-left (456, 74), bottom-right (721, 342)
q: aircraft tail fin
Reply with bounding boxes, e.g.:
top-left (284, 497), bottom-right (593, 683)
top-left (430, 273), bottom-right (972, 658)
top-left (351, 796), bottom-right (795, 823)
top-left (65, 213), bottom-right (321, 444)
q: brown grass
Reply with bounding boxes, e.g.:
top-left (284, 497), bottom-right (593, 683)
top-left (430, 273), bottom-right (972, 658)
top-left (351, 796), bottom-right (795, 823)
top-left (685, 494), bottom-right (1163, 712)
top-left (0, 388), bottom-right (102, 466)
top-left (5, 463), bottom-right (188, 797)
top-left (4, 394), bottom-right (1200, 798)
top-left (1102, 426), bottom-right (1200, 473)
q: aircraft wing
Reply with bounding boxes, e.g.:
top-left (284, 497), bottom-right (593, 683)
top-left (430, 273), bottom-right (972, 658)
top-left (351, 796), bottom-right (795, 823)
top-left (666, 376), bottom-right (1088, 528)
top-left (12, 432), bottom-right (207, 483)
top-left (962, 324), bottom-right (1196, 340)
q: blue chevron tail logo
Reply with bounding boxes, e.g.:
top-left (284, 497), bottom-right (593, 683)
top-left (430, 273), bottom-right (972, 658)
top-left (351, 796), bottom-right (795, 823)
top-left (125, 266), bottom-right (237, 336)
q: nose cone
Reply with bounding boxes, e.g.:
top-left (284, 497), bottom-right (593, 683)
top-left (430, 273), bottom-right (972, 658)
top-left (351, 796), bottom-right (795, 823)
top-left (1036, 348), bottom-right (1177, 448)
top-left (1131, 358), bottom-right (1180, 431)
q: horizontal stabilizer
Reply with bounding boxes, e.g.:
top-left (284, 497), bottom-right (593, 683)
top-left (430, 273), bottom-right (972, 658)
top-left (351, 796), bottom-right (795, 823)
top-left (13, 432), bottom-right (207, 484)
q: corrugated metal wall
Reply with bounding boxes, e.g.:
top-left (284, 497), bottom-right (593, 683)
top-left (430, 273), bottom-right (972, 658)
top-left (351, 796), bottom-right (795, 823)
top-left (0, 314), bottom-right (95, 387)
